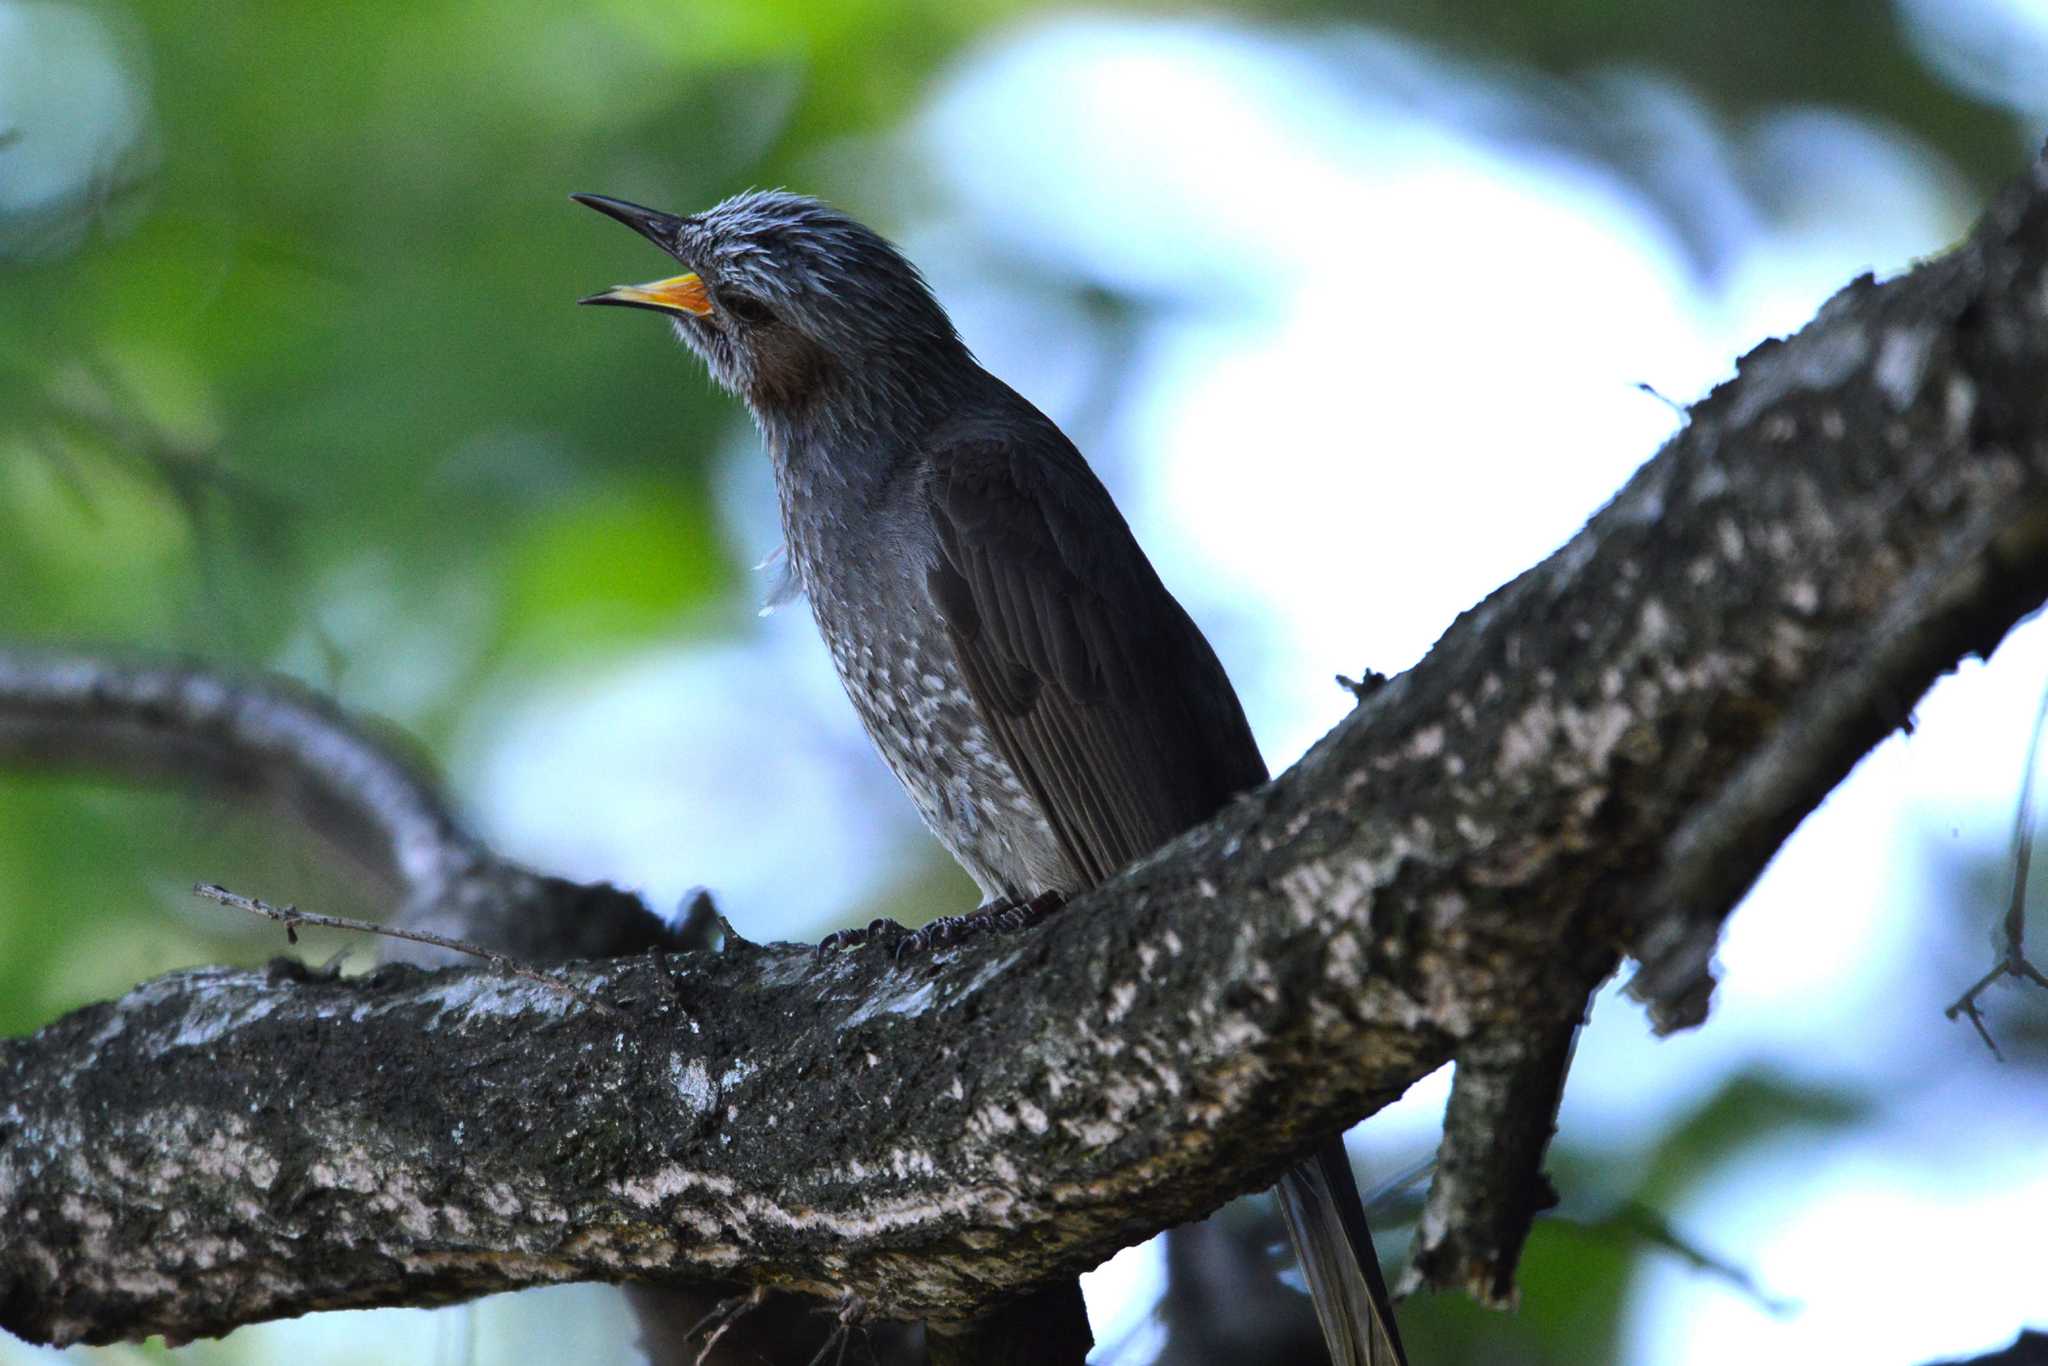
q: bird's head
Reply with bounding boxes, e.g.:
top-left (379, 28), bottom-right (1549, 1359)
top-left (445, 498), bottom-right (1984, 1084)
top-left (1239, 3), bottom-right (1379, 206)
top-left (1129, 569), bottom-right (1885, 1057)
top-left (574, 189), bottom-right (964, 418)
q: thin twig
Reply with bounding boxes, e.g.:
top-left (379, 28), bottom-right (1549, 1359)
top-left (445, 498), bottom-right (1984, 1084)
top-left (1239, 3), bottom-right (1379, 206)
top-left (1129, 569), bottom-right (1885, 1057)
top-left (687, 1286), bottom-right (768, 1366)
top-left (1633, 380), bottom-right (1688, 416)
top-left (1945, 683), bottom-right (2048, 1056)
top-left (194, 882), bottom-right (621, 1018)
top-left (804, 1295), bottom-right (866, 1366)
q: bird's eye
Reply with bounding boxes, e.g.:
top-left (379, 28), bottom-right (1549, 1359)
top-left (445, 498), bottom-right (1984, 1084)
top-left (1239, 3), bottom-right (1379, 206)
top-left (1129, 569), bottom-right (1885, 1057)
top-left (721, 292), bottom-right (775, 325)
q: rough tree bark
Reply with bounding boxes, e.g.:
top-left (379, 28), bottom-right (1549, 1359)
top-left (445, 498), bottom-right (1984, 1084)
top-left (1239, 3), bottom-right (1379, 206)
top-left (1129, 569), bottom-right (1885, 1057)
top-left (4, 148), bottom-right (2048, 1351)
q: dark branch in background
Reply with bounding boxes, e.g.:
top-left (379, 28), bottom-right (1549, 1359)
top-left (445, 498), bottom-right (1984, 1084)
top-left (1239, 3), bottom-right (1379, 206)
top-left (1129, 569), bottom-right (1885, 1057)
top-left (0, 647), bottom-right (683, 964)
top-left (0, 647), bottom-right (471, 896)
top-left (4, 149), bottom-right (2048, 1348)
top-left (1945, 684), bottom-right (2048, 1057)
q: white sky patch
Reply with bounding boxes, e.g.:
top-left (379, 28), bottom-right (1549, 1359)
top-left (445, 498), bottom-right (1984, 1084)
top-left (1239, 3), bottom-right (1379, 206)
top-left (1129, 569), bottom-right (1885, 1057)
top-left (1625, 1128), bottom-right (2048, 1364)
top-left (1081, 1236), bottom-right (1169, 1364)
top-left (462, 623), bottom-right (926, 942)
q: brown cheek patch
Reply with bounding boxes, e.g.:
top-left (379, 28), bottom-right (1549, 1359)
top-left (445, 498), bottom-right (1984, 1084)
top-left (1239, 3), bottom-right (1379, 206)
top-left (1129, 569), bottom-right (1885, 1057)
top-left (750, 328), bottom-right (834, 408)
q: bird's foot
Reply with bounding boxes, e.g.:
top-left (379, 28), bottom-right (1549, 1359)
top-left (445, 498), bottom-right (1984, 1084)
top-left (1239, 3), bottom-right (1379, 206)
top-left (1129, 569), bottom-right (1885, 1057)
top-left (814, 916), bottom-right (910, 961)
top-left (894, 890), bottom-right (1066, 959)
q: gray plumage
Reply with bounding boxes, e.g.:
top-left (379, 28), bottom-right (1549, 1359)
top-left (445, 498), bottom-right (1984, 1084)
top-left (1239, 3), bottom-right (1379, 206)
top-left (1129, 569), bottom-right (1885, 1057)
top-left (577, 188), bottom-right (1408, 1366)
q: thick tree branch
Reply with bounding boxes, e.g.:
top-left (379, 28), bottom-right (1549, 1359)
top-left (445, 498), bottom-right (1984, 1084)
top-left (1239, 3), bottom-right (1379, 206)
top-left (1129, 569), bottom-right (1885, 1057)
top-left (1404, 1020), bottom-right (1576, 1305)
top-left (5, 151), bottom-right (2048, 1347)
top-left (1622, 191), bottom-right (2048, 1025)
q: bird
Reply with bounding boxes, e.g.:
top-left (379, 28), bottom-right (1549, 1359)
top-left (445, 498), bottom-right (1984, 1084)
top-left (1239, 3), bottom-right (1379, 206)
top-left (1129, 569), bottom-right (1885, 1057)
top-left (574, 187), bottom-right (1409, 1366)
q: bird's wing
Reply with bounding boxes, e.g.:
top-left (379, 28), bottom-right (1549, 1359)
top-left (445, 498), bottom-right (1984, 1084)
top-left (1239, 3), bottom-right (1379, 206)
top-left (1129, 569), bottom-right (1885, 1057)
top-left (926, 414), bottom-right (1409, 1366)
top-left (922, 413), bottom-right (1267, 892)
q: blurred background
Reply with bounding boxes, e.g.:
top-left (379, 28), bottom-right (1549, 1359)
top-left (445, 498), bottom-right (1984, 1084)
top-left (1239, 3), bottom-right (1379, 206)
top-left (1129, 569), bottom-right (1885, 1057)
top-left (3, 0), bottom-right (2047, 1361)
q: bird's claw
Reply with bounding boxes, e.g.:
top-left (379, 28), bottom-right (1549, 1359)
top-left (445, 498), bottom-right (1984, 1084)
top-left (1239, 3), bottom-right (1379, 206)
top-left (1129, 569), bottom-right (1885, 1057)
top-left (814, 916), bottom-right (909, 961)
top-left (817, 894), bottom-right (1066, 963)
top-left (893, 890), bottom-right (1066, 959)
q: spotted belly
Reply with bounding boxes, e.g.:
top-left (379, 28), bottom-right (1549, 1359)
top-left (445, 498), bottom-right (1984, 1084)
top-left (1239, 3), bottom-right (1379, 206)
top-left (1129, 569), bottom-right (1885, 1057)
top-left (815, 599), bottom-right (1068, 901)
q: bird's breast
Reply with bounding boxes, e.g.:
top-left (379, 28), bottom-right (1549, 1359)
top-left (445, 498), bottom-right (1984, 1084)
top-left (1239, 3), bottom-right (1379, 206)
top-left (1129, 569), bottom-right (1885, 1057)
top-left (789, 524), bottom-right (1068, 900)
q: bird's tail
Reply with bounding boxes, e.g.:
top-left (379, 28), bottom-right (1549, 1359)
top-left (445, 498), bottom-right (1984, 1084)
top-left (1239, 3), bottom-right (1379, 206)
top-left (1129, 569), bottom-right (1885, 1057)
top-left (1273, 1138), bottom-right (1409, 1366)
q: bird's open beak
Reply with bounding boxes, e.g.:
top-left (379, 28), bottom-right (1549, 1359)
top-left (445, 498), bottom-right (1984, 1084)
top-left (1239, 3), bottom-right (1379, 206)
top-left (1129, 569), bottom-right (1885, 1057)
top-left (572, 192), bottom-right (685, 249)
top-left (578, 273), bottom-right (713, 316)
top-left (571, 192), bottom-right (712, 316)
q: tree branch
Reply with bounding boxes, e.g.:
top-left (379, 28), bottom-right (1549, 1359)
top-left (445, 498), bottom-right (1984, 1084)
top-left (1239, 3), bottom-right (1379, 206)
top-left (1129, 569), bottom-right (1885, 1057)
top-left (5, 149), bottom-right (2048, 1347)
top-left (1404, 1020), bottom-right (1576, 1305)
top-left (0, 647), bottom-right (683, 963)
top-left (0, 648), bottom-right (469, 895)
